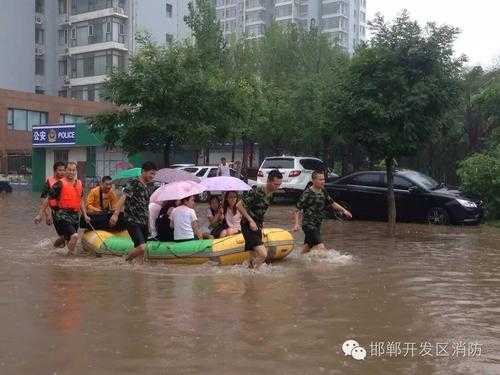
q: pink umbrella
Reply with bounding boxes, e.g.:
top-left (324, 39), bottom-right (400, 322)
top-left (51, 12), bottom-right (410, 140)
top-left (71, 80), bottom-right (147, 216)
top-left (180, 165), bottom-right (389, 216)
top-left (154, 168), bottom-right (201, 184)
top-left (200, 176), bottom-right (251, 192)
top-left (150, 180), bottom-right (206, 203)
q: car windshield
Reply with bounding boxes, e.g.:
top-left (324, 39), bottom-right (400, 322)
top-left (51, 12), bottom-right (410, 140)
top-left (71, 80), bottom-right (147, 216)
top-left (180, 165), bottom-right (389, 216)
top-left (401, 171), bottom-right (439, 190)
top-left (261, 158), bottom-right (294, 169)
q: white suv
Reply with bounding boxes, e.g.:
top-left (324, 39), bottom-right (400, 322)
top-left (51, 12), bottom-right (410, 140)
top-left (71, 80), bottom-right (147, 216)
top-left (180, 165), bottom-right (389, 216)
top-left (257, 156), bottom-right (333, 196)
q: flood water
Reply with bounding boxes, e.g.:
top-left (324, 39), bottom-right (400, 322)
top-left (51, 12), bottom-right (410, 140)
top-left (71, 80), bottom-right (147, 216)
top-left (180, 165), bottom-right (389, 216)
top-left (1, 190), bottom-right (499, 374)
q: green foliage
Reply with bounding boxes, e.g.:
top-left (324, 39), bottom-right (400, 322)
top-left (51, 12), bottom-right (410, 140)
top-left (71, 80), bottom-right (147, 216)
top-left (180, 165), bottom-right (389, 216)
top-left (338, 12), bottom-right (463, 160)
top-left (457, 153), bottom-right (500, 219)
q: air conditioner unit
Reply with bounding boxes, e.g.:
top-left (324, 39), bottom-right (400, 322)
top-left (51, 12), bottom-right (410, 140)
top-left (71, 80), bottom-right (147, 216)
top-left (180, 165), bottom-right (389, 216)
top-left (35, 47), bottom-right (45, 56)
top-left (35, 15), bottom-right (43, 24)
top-left (64, 75), bottom-right (71, 84)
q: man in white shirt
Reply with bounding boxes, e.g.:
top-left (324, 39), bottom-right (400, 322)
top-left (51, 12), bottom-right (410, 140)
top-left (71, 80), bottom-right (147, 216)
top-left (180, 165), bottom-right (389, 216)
top-left (170, 195), bottom-right (211, 241)
top-left (218, 157), bottom-right (231, 177)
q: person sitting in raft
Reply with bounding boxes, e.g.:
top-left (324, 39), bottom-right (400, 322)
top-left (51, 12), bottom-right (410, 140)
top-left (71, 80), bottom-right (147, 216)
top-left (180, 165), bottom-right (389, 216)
top-left (155, 200), bottom-right (178, 242)
top-left (206, 195), bottom-right (225, 238)
top-left (170, 195), bottom-right (212, 241)
top-left (83, 176), bottom-right (123, 230)
top-left (41, 161), bottom-right (91, 254)
top-left (219, 191), bottom-right (241, 238)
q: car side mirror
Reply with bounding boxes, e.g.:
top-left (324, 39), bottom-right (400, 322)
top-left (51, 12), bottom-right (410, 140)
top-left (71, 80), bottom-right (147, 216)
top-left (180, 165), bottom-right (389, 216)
top-left (408, 186), bottom-right (419, 194)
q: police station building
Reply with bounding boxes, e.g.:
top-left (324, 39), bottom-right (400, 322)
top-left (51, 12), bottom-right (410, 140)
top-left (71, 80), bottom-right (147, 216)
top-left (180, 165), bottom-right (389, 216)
top-left (0, 88), bottom-right (138, 191)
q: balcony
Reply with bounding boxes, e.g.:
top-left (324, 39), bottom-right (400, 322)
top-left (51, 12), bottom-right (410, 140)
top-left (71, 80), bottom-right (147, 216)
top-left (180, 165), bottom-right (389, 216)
top-left (67, 41), bottom-right (128, 56)
top-left (70, 75), bottom-right (108, 87)
top-left (69, 7), bottom-right (127, 24)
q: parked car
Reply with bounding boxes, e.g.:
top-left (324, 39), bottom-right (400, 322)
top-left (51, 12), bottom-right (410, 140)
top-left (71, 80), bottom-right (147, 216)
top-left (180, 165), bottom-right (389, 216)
top-left (170, 163), bottom-right (195, 169)
top-left (179, 165), bottom-right (245, 201)
top-left (325, 169), bottom-right (484, 225)
top-left (256, 156), bottom-right (337, 196)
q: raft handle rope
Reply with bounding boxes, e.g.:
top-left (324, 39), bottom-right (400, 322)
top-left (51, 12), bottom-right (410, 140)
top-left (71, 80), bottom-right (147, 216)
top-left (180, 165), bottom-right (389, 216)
top-left (86, 221), bottom-right (110, 256)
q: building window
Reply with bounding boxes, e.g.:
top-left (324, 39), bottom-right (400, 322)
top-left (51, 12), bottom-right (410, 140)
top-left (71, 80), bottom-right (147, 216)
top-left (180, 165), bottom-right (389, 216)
top-left (7, 109), bottom-right (13, 128)
top-left (58, 29), bottom-right (68, 45)
top-left (166, 3), bottom-right (173, 17)
top-left (60, 114), bottom-right (85, 124)
top-left (58, 60), bottom-right (68, 76)
top-left (8, 109), bottom-right (48, 131)
top-left (35, 27), bottom-right (45, 45)
top-left (35, 87), bottom-right (45, 95)
top-left (119, 23), bottom-right (125, 35)
top-left (275, 4), bottom-right (292, 18)
top-left (88, 24), bottom-right (95, 37)
top-left (58, 89), bottom-right (68, 98)
top-left (54, 150), bottom-right (69, 163)
top-left (58, 0), bottom-right (68, 14)
top-left (166, 33), bottom-right (173, 45)
top-left (35, 57), bottom-right (45, 75)
top-left (35, 0), bottom-right (44, 13)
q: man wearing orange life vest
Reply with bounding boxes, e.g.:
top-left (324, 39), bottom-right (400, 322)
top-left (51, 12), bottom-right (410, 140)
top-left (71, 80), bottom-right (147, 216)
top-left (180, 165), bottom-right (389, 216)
top-left (42, 162), bottom-right (90, 254)
top-left (34, 161), bottom-right (67, 248)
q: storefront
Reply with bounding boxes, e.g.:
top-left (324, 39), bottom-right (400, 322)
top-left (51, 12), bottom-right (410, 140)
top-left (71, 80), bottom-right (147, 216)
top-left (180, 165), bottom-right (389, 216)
top-left (32, 122), bottom-right (142, 191)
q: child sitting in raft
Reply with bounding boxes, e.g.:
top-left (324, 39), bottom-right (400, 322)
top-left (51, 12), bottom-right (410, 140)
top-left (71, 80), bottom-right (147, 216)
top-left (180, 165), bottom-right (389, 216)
top-left (206, 195), bottom-right (226, 238)
top-left (155, 200), bottom-right (178, 242)
top-left (170, 195), bottom-right (212, 241)
top-left (219, 191), bottom-right (241, 238)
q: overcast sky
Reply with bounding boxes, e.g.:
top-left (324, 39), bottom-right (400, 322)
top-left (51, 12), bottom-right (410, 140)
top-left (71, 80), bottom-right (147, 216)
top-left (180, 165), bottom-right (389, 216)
top-left (367, 0), bottom-right (500, 67)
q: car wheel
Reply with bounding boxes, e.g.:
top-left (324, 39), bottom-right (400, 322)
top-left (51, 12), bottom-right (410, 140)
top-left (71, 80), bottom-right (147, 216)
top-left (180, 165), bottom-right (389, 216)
top-left (427, 207), bottom-right (450, 225)
top-left (199, 191), bottom-right (210, 203)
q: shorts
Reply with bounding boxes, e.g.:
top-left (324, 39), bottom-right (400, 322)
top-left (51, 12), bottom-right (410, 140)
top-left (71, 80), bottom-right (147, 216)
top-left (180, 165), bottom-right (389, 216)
top-left (303, 226), bottom-right (322, 247)
top-left (52, 212), bottom-right (65, 237)
top-left (241, 220), bottom-right (263, 251)
top-left (55, 220), bottom-right (79, 241)
top-left (127, 223), bottom-right (149, 248)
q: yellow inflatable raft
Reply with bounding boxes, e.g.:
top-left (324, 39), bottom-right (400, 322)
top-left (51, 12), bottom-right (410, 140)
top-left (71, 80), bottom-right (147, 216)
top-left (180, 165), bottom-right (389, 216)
top-left (82, 228), bottom-right (294, 265)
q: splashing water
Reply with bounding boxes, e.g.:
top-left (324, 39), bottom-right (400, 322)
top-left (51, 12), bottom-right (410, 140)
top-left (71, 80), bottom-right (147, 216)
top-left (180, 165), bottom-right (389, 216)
top-left (302, 248), bottom-right (354, 265)
top-left (37, 238), bottom-right (53, 249)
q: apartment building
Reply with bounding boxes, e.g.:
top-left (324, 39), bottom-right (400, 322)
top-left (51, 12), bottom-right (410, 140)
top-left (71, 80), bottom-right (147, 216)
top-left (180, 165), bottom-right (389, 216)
top-left (0, 0), bottom-right (190, 101)
top-left (215, 0), bottom-right (367, 53)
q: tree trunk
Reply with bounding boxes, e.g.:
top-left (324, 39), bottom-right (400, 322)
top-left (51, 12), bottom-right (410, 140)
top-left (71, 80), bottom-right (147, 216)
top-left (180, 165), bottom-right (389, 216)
top-left (386, 157), bottom-right (396, 235)
top-left (163, 143), bottom-right (170, 167)
top-left (231, 134), bottom-right (236, 162)
top-left (249, 142), bottom-right (254, 168)
top-left (204, 145), bottom-right (210, 165)
top-left (241, 136), bottom-right (249, 179)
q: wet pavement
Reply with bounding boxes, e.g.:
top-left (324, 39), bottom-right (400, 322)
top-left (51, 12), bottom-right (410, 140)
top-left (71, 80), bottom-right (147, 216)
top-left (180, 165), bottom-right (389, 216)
top-left (0, 190), bottom-right (499, 374)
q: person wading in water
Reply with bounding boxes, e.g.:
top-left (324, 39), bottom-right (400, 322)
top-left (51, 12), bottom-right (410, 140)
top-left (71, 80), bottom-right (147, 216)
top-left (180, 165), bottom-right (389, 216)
top-left (293, 171), bottom-right (352, 253)
top-left (34, 161), bottom-right (67, 248)
top-left (110, 162), bottom-right (157, 262)
top-left (236, 169), bottom-right (283, 269)
top-left (38, 162), bottom-right (91, 254)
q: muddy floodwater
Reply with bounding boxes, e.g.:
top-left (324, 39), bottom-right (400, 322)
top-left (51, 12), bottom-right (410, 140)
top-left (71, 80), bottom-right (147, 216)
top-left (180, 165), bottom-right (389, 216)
top-left (0, 190), bottom-right (499, 374)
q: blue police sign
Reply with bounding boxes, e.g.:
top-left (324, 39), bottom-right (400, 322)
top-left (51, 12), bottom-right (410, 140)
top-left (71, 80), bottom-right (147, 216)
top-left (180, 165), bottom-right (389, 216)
top-left (32, 124), bottom-right (76, 147)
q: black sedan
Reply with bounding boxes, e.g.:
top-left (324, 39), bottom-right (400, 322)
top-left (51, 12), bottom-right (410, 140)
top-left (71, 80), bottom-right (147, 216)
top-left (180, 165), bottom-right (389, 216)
top-left (325, 170), bottom-right (484, 225)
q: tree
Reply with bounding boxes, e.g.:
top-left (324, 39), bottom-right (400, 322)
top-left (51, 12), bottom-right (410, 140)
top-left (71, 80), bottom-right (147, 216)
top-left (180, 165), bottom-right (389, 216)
top-left (337, 11), bottom-right (464, 231)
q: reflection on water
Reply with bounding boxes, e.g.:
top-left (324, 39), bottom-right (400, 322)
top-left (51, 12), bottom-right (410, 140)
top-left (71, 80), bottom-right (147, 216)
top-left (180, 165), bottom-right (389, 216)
top-left (0, 191), bottom-right (499, 374)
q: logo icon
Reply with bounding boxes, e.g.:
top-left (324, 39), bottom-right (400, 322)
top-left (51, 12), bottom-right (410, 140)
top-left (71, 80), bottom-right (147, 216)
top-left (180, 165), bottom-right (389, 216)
top-left (342, 339), bottom-right (366, 360)
top-left (47, 129), bottom-right (57, 143)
